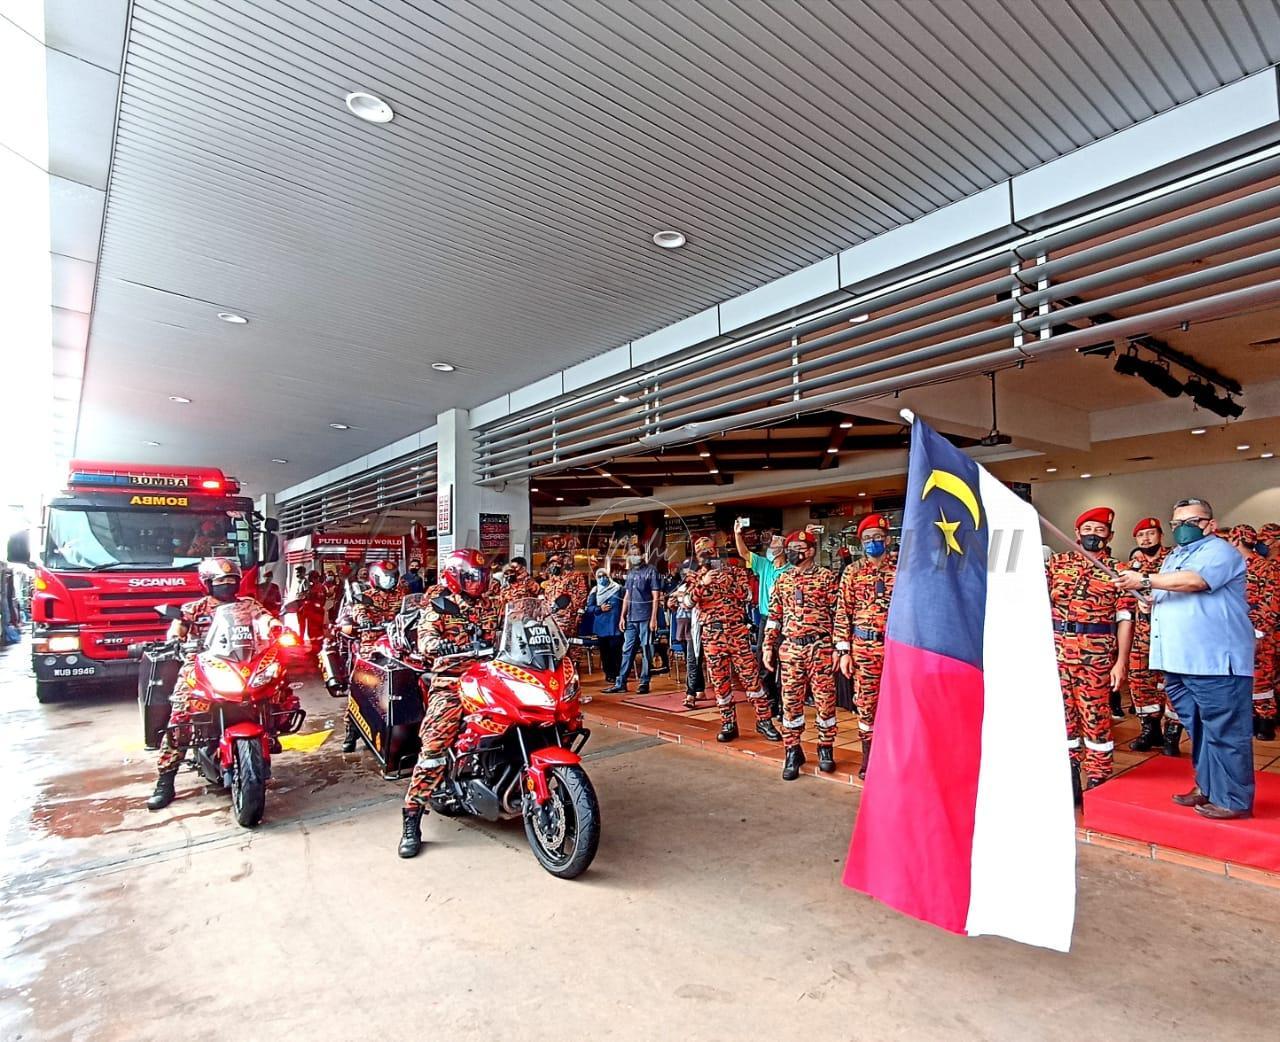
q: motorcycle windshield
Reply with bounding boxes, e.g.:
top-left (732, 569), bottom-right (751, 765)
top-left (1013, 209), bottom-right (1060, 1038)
top-left (201, 601), bottom-right (273, 663)
top-left (497, 597), bottom-right (569, 672)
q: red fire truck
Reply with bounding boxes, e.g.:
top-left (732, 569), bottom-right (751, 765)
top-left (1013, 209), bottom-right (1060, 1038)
top-left (9, 460), bottom-right (278, 703)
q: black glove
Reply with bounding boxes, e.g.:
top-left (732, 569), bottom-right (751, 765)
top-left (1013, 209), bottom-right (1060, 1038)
top-left (433, 641), bottom-right (460, 658)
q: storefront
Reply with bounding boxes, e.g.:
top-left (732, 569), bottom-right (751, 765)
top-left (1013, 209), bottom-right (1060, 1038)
top-left (283, 532), bottom-right (410, 582)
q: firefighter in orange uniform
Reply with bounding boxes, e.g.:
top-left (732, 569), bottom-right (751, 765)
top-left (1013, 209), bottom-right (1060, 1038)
top-left (1260, 522), bottom-right (1280, 737)
top-left (763, 530), bottom-right (840, 780)
top-left (500, 556), bottom-right (541, 606)
top-left (339, 560), bottom-right (403, 752)
top-left (1226, 525), bottom-right (1279, 742)
top-left (835, 513), bottom-right (897, 780)
top-left (690, 536), bottom-right (780, 744)
top-left (541, 551), bottom-right (589, 669)
top-left (1047, 507), bottom-right (1134, 794)
top-left (1122, 519), bottom-right (1174, 753)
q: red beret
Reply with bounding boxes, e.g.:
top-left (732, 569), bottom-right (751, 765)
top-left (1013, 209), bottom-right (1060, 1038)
top-left (1132, 517), bottom-right (1161, 536)
top-left (857, 514), bottom-right (889, 539)
top-left (1075, 507), bottom-right (1114, 530)
top-left (784, 529), bottom-right (816, 547)
top-left (692, 535), bottom-right (717, 557)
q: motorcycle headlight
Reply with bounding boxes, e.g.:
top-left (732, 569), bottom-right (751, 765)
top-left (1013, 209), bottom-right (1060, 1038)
top-left (249, 660), bottom-right (281, 688)
top-left (206, 661), bottom-right (246, 695)
top-left (565, 674), bottom-right (580, 702)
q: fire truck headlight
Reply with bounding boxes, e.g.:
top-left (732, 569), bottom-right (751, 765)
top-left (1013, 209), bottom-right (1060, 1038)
top-left (47, 635), bottom-right (80, 654)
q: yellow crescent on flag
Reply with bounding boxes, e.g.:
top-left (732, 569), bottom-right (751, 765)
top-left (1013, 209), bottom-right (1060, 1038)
top-left (922, 469), bottom-right (981, 528)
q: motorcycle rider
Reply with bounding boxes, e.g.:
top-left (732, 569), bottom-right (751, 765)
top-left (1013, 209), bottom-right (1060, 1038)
top-left (399, 548), bottom-right (501, 858)
top-left (339, 560), bottom-right (404, 753)
top-left (146, 557), bottom-right (282, 811)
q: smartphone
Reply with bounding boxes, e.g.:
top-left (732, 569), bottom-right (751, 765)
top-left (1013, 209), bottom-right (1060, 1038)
top-left (737, 516), bottom-right (751, 529)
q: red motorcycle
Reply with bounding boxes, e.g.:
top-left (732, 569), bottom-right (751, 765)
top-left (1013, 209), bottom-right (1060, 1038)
top-left (132, 601), bottom-right (306, 827)
top-left (429, 595), bottom-right (600, 879)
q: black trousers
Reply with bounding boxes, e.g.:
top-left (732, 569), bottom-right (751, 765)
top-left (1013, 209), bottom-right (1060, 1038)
top-left (596, 636), bottom-right (623, 681)
top-left (685, 645), bottom-right (705, 697)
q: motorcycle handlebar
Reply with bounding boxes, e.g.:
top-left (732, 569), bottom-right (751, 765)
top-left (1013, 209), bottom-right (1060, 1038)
top-left (430, 645), bottom-right (495, 667)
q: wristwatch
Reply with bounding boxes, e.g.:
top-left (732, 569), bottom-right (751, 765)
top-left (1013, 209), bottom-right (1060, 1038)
top-left (1139, 576), bottom-right (1152, 594)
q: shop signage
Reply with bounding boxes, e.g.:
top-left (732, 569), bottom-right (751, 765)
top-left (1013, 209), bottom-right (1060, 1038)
top-left (311, 533), bottom-right (404, 555)
top-left (437, 485), bottom-right (452, 536)
top-left (479, 513), bottom-right (510, 554)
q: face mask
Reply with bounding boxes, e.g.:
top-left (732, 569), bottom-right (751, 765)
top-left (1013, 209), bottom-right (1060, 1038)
top-left (597, 576), bottom-right (608, 587)
top-left (1173, 521), bottom-right (1207, 547)
top-left (783, 549), bottom-right (806, 566)
top-left (1136, 545), bottom-right (1161, 557)
top-left (1258, 543), bottom-right (1271, 558)
top-left (1079, 535), bottom-right (1105, 553)
top-left (548, 565), bottom-right (563, 576)
top-left (863, 540), bottom-right (886, 558)
top-left (627, 555), bottom-right (642, 567)
top-left (765, 547), bottom-right (780, 561)
top-left (210, 584), bottom-right (238, 603)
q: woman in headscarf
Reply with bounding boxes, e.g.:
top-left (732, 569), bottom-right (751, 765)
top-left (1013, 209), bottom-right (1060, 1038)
top-left (586, 566), bottom-right (625, 695)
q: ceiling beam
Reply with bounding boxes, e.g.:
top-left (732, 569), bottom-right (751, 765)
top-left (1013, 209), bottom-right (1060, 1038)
top-left (818, 422), bottom-right (850, 470)
top-left (695, 441), bottom-right (727, 485)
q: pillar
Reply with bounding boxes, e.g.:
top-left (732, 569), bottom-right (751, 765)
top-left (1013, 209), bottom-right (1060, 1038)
top-left (436, 408), bottom-right (531, 562)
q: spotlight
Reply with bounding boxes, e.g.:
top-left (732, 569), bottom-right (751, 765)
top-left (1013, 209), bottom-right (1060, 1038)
top-left (1135, 358), bottom-right (1184, 398)
top-left (1114, 352), bottom-right (1142, 377)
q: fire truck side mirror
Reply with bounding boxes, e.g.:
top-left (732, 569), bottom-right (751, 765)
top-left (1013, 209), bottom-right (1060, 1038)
top-left (6, 531), bottom-right (30, 565)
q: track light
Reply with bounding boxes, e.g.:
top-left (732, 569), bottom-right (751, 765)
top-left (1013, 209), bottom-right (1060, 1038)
top-left (1135, 358), bottom-right (1184, 398)
top-left (1185, 378), bottom-right (1245, 419)
top-left (1114, 352), bottom-right (1142, 377)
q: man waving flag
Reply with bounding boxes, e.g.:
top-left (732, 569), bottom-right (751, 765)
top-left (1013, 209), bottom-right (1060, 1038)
top-left (843, 414), bottom-right (1076, 952)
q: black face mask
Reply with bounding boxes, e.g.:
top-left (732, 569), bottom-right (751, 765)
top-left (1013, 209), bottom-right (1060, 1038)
top-left (1080, 535), bottom-right (1106, 553)
top-left (1136, 545), bottom-right (1161, 557)
top-left (209, 584), bottom-right (238, 603)
top-left (784, 549), bottom-right (806, 566)
top-left (548, 565), bottom-right (563, 576)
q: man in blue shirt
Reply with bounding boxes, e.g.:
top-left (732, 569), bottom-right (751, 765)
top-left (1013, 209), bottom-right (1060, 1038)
top-left (603, 542), bottom-right (661, 695)
top-left (1116, 497), bottom-right (1255, 818)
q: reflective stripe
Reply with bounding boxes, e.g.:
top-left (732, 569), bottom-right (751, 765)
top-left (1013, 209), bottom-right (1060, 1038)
top-left (1252, 691), bottom-right (1273, 702)
top-left (816, 714), bottom-right (837, 729)
top-left (1065, 737), bottom-right (1081, 749)
top-left (1163, 710), bottom-right (1182, 724)
top-left (835, 641), bottom-right (850, 652)
top-left (715, 694), bottom-right (734, 707)
top-left (1116, 610), bottom-right (1133, 622)
top-left (858, 720), bottom-right (873, 733)
top-left (1083, 738), bottom-right (1114, 753)
top-left (1135, 704), bottom-right (1162, 716)
top-left (417, 755), bottom-right (446, 769)
top-left (783, 715), bottom-right (806, 729)
top-left (765, 619), bottom-right (780, 630)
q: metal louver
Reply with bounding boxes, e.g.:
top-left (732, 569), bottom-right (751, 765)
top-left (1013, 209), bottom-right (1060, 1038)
top-left (276, 446), bottom-right (437, 536)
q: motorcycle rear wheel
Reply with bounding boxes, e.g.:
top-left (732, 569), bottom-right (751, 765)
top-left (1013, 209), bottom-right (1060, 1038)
top-left (522, 765), bottom-right (600, 880)
top-left (231, 737), bottom-right (267, 828)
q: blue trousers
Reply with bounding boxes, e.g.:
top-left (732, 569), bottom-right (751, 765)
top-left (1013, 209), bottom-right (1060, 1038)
top-left (617, 621), bottom-right (653, 685)
top-left (1164, 672), bottom-right (1255, 813)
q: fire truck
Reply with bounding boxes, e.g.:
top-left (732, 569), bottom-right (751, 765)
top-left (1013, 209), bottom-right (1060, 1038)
top-left (8, 461), bottom-right (279, 703)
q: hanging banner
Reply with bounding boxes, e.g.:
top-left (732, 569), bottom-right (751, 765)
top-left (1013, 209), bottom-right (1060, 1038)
top-left (437, 485), bottom-right (453, 536)
top-left (479, 513), bottom-right (510, 555)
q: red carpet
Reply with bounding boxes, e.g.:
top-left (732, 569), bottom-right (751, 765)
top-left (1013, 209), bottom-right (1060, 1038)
top-left (619, 690), bottom-right (747, 714)
top-left (1084, 756), bottom-right (1280, 873)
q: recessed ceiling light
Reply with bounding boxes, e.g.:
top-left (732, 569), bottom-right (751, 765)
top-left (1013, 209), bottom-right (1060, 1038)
top-left (1263, 452), bottom-right (1275, 459)
top-left (143, 440), bottom-right (160, 447)
top-left (653, 230), bottom-right (687, 249)
top-left (623, 484), bottom-right (632, 490)
top-left (431, 362), bottom-right (455, 372)
top-left (168, 395), bottom-right (191, 404)
top-left (805, 499), bottom-right (812, 504)
top-left (600, 471), bottom-right (611, 477)
top-left (850, 314), bottom-right (869, 324)
top-left (709, 467), bottom-right (719, 474)
top-left (698, 450), bottom-right (711, 457)
top-left (706, 501), bottom-right (714, 506)
top-left (762, 464), bottom-right (770, 469)
top-left (345, 91), bottom-right (394, 124)
top-left (1237, 444), bottom-right (1251, 451)
top-left (826, 447), bottom-right (839, 454)
top-left (329, 422), bottom-right (351, 430)
top-left (614, 394), bottom-right (631, 404)
top-left (555, 497), bottom-right (564, 502)
top-left (1190, 428), bottom-right (1207, 435)
top-left (216, 312), bottom-right (248, 324)
top-left (271, 458), bottom-right (288, 464)
top-left (1080, 473), bottom-right (1092, 479)
top-left (531, 487), bottom-right (539, 492)
top-left (839, 421), bottom-right (853, 429)
top-left (1046, 466), bottom-right (1058, 473)
top-left (359, 517), bottom-right (370, 524)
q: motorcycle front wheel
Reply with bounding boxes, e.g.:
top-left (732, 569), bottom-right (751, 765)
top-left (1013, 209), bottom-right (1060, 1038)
top-left (522, 765), bottom-right (600, 879)
top-left (231, 736), bottom-right (267, 828)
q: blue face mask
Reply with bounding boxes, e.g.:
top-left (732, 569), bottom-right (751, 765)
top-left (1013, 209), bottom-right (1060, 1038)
top-left (1173, 520), bottom-right (1207, 547)
top-left (597, 576), bottom-right (608, 586)
top-left (864, 540), bottom-right (886, 558)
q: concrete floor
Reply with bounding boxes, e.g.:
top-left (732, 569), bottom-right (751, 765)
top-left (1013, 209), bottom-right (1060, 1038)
top-left (3, 638), bottom-right (1280, 1042)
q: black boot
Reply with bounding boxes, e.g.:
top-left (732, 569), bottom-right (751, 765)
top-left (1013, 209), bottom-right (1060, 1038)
top-left (716, 719), bottom-right (739, 743)
top-left (1162, 722), bottom-right (1183, 757)
top-left (1110, 690), bottom-right (1124, 722)
top-left (636, 682), bottom-right (650, 694)
top-left (1071, 764), bottom-right (1082, 808)
top-left (1128, 714), bottom-right (1163, 752)
top-left (342, 716), bottom-right (359, 753)
top-left (146, 769), bottom-right (177, 811)
top-left (782, 745), bottom-right (806, 781)
top-left (818, 744), bottom-right (836, 773)
top-left (1256, 715), bottom-right (1277, 742)
top-left (755, 718), bottom-right (782, 742)
top-left (398, 806), bottom-right (424, 858)
top-left (858, 738), bottom-right (872, 780)
top-left (602, 682), bottom-right (627, 694)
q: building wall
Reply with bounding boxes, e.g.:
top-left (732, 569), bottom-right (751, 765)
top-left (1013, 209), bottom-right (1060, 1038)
top-left (1030, 460), bottom-right (1280, 541)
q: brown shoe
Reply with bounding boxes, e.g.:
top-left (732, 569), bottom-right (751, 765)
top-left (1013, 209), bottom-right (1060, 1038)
top-left (1172, 787), bottom-right (1208, 807)
top-left (1194, 802), bottom-right (1253, 820)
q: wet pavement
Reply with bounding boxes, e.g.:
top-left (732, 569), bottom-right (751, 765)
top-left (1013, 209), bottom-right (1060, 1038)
top-left (3, 633), bottom-right (1280, 1041)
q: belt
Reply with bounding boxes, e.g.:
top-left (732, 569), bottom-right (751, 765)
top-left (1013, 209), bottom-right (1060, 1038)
top-left (853, 626), bottom-right (885, 642)
top-left (784, 633), bottom-right (831, 647)
top-left (1053, 621), bottom-right (1116, 636)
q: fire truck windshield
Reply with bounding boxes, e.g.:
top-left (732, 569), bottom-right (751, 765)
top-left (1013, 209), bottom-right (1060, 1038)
top-left (44, 506), bottom-right (255, 571)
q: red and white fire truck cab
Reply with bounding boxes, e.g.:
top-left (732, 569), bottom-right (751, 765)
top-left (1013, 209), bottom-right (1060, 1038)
top-left (12, 461), bottom-right (277, 703)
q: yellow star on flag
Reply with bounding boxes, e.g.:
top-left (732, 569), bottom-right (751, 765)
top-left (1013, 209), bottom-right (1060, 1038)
top-left (935, 509), bottom-right (963, 555)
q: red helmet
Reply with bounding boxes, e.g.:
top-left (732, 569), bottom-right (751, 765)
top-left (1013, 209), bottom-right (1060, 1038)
top-left (368, 560), bottom-right (398, 591)
top-left (441, 548), bottom-right (490, 599)
top-left (197, 557), bottom-right (242, 595)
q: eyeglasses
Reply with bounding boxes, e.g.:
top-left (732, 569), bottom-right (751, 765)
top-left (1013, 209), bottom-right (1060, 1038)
top-left (1169, 516), bottom-right (1210, 527)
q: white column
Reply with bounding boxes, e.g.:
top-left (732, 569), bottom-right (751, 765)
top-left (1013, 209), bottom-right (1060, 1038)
top-left (436, 408), bottom-right (530, 560)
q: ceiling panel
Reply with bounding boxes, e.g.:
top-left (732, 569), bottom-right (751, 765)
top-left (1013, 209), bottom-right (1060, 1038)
top-left (75, 0), bottom-right (1280, 494)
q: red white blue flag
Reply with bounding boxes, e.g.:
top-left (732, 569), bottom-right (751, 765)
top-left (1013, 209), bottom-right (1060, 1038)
top-left (843, 416), bottom-right (1075, 951)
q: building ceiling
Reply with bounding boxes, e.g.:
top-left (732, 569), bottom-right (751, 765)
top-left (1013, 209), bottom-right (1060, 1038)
top-left (67, 0), bottom-right (1280, 497)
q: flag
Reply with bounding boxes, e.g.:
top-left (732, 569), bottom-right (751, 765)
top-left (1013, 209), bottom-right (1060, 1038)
top-left (843, 417), bottom-right (1076, 952)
